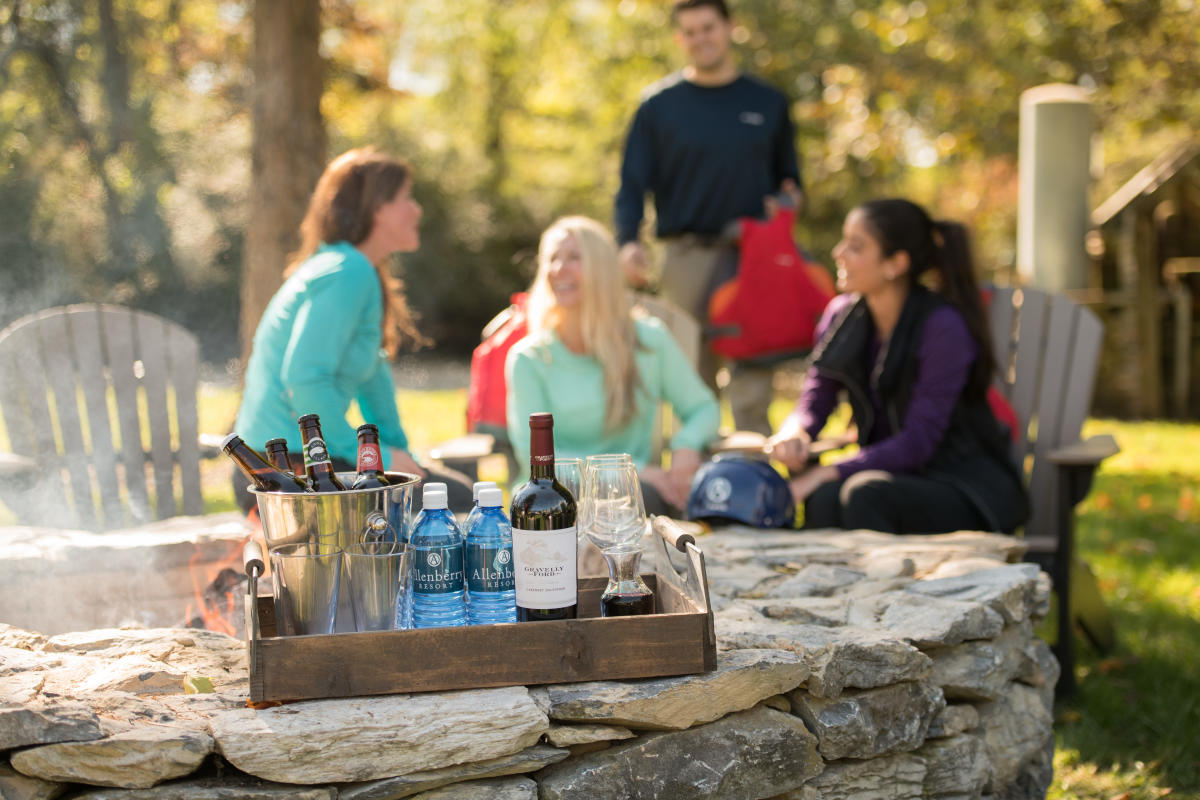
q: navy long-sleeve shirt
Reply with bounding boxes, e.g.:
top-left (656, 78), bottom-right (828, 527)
top-left (614, 73), bottom-right (801, 246)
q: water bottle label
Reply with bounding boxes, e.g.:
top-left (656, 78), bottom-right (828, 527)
top-left (467, 544), bottom-right (515, 593)
top-left (303, 437), bottom-right (333, 469)
top-left (512, 525), bottom-right (577, 608)
top-left (413, 547), bottom-right (464, 594)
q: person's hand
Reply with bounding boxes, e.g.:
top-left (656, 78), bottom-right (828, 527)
top-left (765, 429), bottom-right (811, 472)
top-left (764, 179), bottom-right (805, 219)
top-left (639, 466), bottom-right (675, 510)
top-left (664, 448), bottom-right (702, 509)
top-left (788, 464), bottom-right (838, 505)
top-left (619, 242), bottom-right (651, 288)
top-left (389, 448), bottom-right (427, 479)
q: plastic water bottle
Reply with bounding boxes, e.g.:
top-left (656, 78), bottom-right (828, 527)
top-left (466, 487), bottom-right (516, 625)
top-left (410, 483), bottom-right (467, 628)
top-left (464, 480), bottom-right (498, 533)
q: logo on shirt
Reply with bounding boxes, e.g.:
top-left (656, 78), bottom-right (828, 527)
top-left (739, 111), bottom-right (765, 126)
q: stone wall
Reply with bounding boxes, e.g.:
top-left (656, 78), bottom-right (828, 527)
top-left (0, 527), bottom-right (1057, 799)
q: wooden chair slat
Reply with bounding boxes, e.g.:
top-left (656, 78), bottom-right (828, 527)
top-left (1008, 287), bottom-right (1049, 458)
top-left (101, 308), bottom-right (153, 522)
top-left (0, 326), bottom-right (42, 461)
top-left (1025, 295), bottom-right (1077, 541)
top-left (135, 311), bottom-right (177, 519)
top-left (2, 322), bottom-right (73, 527)
top-left (987, 286), bottom-right (1017, 398)
top-left (169, 323), bottom-right (204, 516)
top-left (66, 307), bottom-right (125, 525)
top-left (1057, 304), bottom-right (1104, 448)
top-left (38, 311), bottom-right (96, 529)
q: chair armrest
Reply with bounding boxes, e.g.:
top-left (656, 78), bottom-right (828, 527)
top-left (429, 433), bottom-right (496, 463)
top-left (0, 451), bottom-right (37, 480)
top-left (707, 429), bottom-right (857, 459)
top-left (1047, 434), bottom-right (1119, 467)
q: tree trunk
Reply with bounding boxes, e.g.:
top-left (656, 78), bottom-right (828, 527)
top-left (241, 0), bottom-right (325, 364)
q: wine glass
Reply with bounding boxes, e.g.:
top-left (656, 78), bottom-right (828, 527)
top-left (580, 457), bottom-right (655, 616)
top-left (555, 457), bottom-right (583, 502)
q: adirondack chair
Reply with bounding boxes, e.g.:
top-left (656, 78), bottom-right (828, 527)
top-left (0, 304), bottom-right (204, 530)
top-left (988, 285), bottom-right (1119, 694)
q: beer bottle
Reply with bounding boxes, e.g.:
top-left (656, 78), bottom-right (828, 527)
top-left (221, 433), bottom-right (308, 493)
top-left (296, 414), bottom-right (346, 492)
top-left (352, 423), bottom-right (390, 489)
top-left (265, 438), bottom-right (306, 489)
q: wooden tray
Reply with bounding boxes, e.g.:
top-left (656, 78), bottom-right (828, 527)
top-left (243, 516), bottom-right (715, 703)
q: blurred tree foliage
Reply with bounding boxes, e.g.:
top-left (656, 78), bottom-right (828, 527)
top-left (1, 0), bottom-right (1197, 361)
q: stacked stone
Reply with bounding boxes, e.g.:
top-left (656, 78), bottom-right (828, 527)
top-left (0, 528), bottom-right (1057, 800)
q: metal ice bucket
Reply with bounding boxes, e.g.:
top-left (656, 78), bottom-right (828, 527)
top-left (250, 471), bottom-right (420, 632)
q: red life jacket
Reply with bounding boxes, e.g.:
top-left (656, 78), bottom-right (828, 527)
top-left (466, 292), bottom-right (529, 432)
top-left (708, 208), bottom-right (835, 361)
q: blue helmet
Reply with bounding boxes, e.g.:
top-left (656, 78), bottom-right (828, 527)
top-left (685, 455), bottom-right (795, 529)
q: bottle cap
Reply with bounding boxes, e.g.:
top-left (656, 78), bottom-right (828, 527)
top-left (478, 487), bottom-right (504, 508)
top-left (297, 413), bottom-right (320, 425)
top-left (356, 423), bottom-right (379, 436)
top-left (220, 432), bottom-right (242, 451)
top-left (472, 480), bottom-right (497, 501)
top-left (529, 412), bottom-right (553, 428)
top-left (422, 482), bottom-right (448, 509)
top-left (265, 437), bottom-right (287, 448)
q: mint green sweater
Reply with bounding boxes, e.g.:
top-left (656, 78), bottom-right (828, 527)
top-left (235, 242), bottom-right (409, 462)
top-left (505, 316), bottom-right (719, 481)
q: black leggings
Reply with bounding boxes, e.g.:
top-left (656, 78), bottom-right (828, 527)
top-left (804, 470), bottom-right (987, 534)
top-left (232, 457), bottom-right (475, 515)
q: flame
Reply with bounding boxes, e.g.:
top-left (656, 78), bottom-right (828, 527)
top-left (185, 533), bottom-right (251, 636)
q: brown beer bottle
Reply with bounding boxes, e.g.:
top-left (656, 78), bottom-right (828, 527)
top-left (352, 424), bottom-right (390, 489)
top-left (221, 434), bottom-right (308, 493)
top-left (265, 438), bottom-right (306, 489)
top-left (297, 414), bottom-right (346, 492)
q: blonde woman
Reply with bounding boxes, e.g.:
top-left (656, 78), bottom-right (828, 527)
top-left (505, 216), bottom-right (719, 513)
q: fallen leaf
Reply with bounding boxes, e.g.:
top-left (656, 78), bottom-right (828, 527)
top-left (1094, 492), bottom-right (1113, 510)
top-left (1137, 494), bottom-right (1153, 511)
top-left (183, 675), bottom-right (214, 694)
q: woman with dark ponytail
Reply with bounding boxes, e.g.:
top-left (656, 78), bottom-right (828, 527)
top-left (765, 198), bottom-right (1028, 533)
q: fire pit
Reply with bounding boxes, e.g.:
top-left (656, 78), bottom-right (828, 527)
top-left (0, 512), bottom-right (252, 637)
top-left (0, 526), bottom-right (1058, 799)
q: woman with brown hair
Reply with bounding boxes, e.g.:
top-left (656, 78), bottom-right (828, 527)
top-left (233, 148), bottom-right (469, 510)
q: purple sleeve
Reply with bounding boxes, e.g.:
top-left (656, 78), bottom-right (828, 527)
top-left (834, 306), bottom-right (976, 479)
top-left (777, 294), bottom-right (854, 440)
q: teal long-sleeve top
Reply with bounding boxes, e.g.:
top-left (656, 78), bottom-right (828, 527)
top-left (235, 241), bottom-right (409, 463)
top-left (505, 315), bottom-right (719, 482)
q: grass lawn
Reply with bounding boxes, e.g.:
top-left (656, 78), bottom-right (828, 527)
top-left (6, 381), bottom-right (1199, 796)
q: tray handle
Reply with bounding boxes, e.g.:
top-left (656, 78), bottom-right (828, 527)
top-left (243, 539), bottom-right (263, 648)
top-left (653, 515), bottom-right (696, 552)
top-left (651, 516), bottom-right (711, 615)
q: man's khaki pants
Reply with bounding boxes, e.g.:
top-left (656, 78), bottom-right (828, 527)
top-left (661, 238), bottom-right (775, 435)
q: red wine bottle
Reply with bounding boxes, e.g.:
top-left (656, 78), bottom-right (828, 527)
top-left (510, 413), bottom-right (577, 622)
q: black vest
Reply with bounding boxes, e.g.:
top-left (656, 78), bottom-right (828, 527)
top-left (811, 287), bottom-right (1029, 533)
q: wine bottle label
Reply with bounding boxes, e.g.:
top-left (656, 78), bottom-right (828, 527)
top-left (303, 437), bottom-right (333, 469)
top-left (466, 544), bottom-right (515, 593)
top-left (512, 525), bottom-right (577, 608)
top-left (356, 442), bottom-right (383, 473)
top-left (413, 547), bottom-right (465, 594)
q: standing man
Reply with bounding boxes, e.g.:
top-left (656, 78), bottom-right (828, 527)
top-left (615, 0), bottom-right (802, 435)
